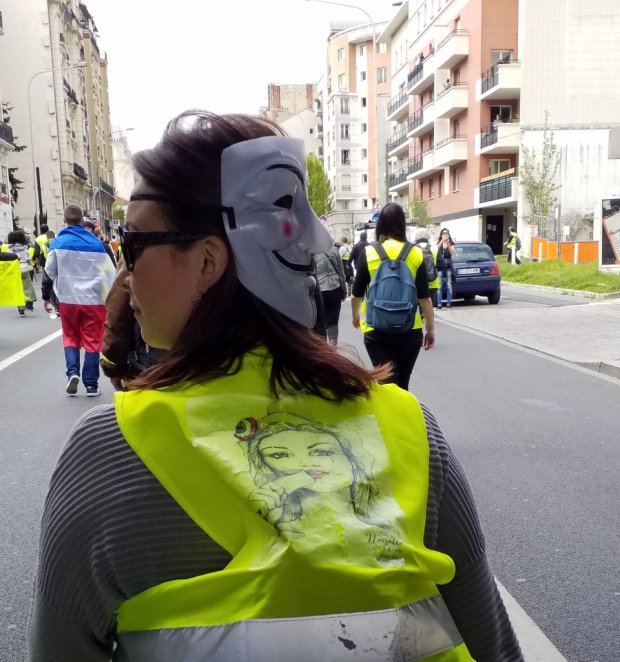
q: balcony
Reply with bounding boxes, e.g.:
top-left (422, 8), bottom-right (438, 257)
top-left (100, 179), bottom-right (115, 196)
top-left (407, 101), bottom-right (435, 138)
top-left (387, 90), bottom-right (409, 122)
top-left (0, 121), bottom-right (15, 149)
top-left (388, 167), bottom-right (410, 191)
top-left (434, 30), bottom-right (469, 69)
top-left (474, 170), bottom-right (518, 208)
top-left (434, 82), bottom-right (468, 118)
top-left (64, 79), bottom-right (79, 106)
top-left (477, 120), bottom-right (520, 155)
top-left (478, 60), bottom-right (521, 101)
top-left (434, 135), bottom-right (468, 167)
top-left (407, 53), bottom-right (435, 95)
top-left (72, 162), bottom-right (88, 181)
top-left (408, 149), bottom-right (442, 180)
top-left (387, 130), bottom-right (410, 158)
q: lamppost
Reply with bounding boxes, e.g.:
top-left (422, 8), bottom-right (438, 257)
top-left (304, 0), bottom-right (382, 210)
top-left (28, 62), bottom-right (86, 236)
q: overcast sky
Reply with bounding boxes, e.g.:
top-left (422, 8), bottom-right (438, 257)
top-left (85, 0), bottom-right (395, 152)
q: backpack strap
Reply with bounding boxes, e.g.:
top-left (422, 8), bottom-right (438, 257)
top-left (372, 241), bottom-right (413, 268)
top-left (371, 242), bottom-right (389, 262)
top-left (397, 241), bottom-right (414, 262)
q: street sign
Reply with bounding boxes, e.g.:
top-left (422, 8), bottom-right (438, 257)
top-left (372, 212), bottom-right (380, 221)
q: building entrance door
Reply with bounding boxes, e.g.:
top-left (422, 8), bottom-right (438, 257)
top-left (485, 215), bottom-right (505, 255)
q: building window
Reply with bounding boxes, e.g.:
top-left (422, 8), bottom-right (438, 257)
top-left (489, 159), bottom-right (511, 175)
top-left (309, 128), bottom-right (314, 134)
top-left (341, 149), bottom-right (350, 165)
top-left (362, 173), bottom-right (368, 183)
top-left (377, 42), bottom-right (387, 54)
top-left (359, 44), bottom-right (365, 56)
top-left (327, 156), bottom-right (331, 169)
top-left (361, 148), bottom-right (368, 159)
top-left (340, 123), bottom-right (350, 139)
top-left (338, 73), bottom-right (346, 88)
top-left (338, 48), bottom-right (345, 61)
top-left (377, 67), bottom-right (387, 84)
top-left (361, 122), bottom-right (367, 133)
top-left (360, 71), bottom-right (367, 81)
top-left (342, 199), bottom-right (349, 210)
top-left (362, 199), bottom-right (368, 208)
top-left (452, 168), bottom-right (460, 192)
top-left (491, 50), bottom-right (512, 65)
top-left (361, 97), bottom-right (367, 108)
top-left (340, 97), bottom-right (350, 113)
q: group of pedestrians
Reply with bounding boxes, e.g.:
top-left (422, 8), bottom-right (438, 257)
top-left (23, 110), bottom-right (524, 661)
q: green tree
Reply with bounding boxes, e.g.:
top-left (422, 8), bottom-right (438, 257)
top-left (2, 102), bottom-right (27, 230)
top-left (520, 111), bottom-right (561, 236)
top-left (408, 192), bottom-right (432, 226)
top-left (112, 203), bottom-right (126, 223)
top-left (306, 154), bottom-right (333, 217)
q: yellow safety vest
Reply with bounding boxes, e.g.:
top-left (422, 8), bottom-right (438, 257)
top-left (113, 351), bottom-right (474, 661)
top-left (360, 239), bottom-right (424, 333)
top-left (0, 260), bottom-right (26, 307)
top-left (36, 234), bottom-right (50, 259)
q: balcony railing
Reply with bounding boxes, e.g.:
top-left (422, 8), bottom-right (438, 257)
top-left (0, 121), bottom-right (15, 147)
top-left (409, 155), bottom-right (423, 174)
top-left (100, 179), bottom-right (115, 196)
top-left (479, 173), bottom-right (513, 203)
top-left (435, 134), bottom-right (466, 149)
top-left (481, 58), bottom-right (518, 93)
top-left (436, 29), bottom-right (468, 51)
top-left (387, 130), bottom-right (409, 152)
top-left (388, 168), bottom-right (409, 189)
top-left (387, 90), bottom-right (408, 116)
top-left (73, 163), bottom-right (88, 181)
top-left (407, 61), bottom-right (424, 89)
top-left (409, 109), bottom-right (423, 132)
top-left (480, 123), bottom-right (498, 148)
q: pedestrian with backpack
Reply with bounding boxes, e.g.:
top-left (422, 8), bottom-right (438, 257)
top-left (351, 203), bottom-right (435, 390)
top-left (414, 227), bottom-right (445, 311)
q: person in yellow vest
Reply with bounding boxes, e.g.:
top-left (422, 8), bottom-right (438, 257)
top-left (6, 230), bottom-right (37, 316)
top-left (351, 203), bottom-right (435, 391)
top-left (414, 227), bottom-right (445, 312)
top-left (35, 224), bottom-right (50, 267)
top-left (0, 249), bottom-right (26, 309)
top-left (29, 111), bottom-right (523, 662)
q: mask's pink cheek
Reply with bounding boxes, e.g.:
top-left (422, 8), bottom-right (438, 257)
top-left (283, 219), bottom-right (293, 238)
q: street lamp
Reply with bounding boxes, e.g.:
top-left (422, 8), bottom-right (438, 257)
top-left (28, 62), bottom-right (86, 235)
top-left (304, 0), bottom-right (382, 208)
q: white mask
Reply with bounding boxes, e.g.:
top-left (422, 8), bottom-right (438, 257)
top-left (221, 137), bottom-right (332, 327)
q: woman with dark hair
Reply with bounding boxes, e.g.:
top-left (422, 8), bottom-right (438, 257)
top-left (437, 227), bottom-right (456, 309)
top-left (30, 111), bottom-right (522, 662)
top-left (351, 202), bottom-right (435, 391)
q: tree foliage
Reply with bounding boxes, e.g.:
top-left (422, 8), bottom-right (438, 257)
top-left (306, 154), bottom-right (333, 217)
top-left (112, 203), bottom-right (126, 222)
top-left (408, 192), bottom-right (432, 226)
top-left (2, 102), bottom-right (27, 230)
top-left (520, 111), bottom-right (561, 236)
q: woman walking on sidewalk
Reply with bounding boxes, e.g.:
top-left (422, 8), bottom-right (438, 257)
top-left (437, 228), bottom-right (456, 309)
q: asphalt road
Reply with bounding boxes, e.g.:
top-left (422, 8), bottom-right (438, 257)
top-left (1, 291), bottom-right (617, 661)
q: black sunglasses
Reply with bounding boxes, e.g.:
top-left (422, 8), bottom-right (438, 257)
top-left (118, 226), bottom-right (209, 272)
top-left (119, 193), bottom-right (237, 271)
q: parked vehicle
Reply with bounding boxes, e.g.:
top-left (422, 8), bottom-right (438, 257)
top-left (440, 241), bottom-right (501, 304)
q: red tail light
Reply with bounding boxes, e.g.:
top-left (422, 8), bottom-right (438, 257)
top-left (490, 262), bottom-right (500, 276)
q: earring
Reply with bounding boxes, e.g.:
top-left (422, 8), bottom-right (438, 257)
top-left (192, 291), bottom-right (204, 308)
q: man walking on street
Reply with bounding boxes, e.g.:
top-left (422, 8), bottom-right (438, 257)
top-left (43, 204), bottom-right (115, 396)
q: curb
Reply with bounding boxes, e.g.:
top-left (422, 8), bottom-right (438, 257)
top-left (437, 317), bottom-right (620, 381)
top-left (502, 281), bottom-right (620, 300)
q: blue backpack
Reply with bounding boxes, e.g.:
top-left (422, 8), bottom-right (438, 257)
top-left (366, 242), bottom-right (417, 333)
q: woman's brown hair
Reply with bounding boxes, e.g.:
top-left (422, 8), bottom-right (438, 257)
top-left (128, 111), bottom-right (387, 400)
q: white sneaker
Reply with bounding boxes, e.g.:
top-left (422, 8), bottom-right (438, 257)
top-left (66, 375), bottom-right (80, 396)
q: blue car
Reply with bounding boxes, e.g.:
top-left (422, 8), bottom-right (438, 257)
top-left (440, 241), bottom-right (501, 304)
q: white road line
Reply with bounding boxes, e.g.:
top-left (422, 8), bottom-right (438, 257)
top-left (496, 580), bottom-right (568, 661)
top-left (0, 330), bottom-right (62, 373)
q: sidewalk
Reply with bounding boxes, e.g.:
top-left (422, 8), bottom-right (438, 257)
top-left (435, 286), bottom-right (620, 379)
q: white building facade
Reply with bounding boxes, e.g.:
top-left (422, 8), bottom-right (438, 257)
top-left (0, 9), bottom-right (16, 239)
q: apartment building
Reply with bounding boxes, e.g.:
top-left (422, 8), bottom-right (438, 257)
top-left (0, 7), bottom-right (16, 239)
top-left (320, 21), bottom-right (390, 233)
top-left (0, 0), bottom-right (113, 233)
top-left (111, 126), bottom-right (136, 204)
top-left (382, 0), bottom-right (620, 255)
top-left (261, 83), bottom-right (317, 124)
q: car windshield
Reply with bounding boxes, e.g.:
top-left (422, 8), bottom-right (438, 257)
top-left (454, 244), bottom-right (494, 261)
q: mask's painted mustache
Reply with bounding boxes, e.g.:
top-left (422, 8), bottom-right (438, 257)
top-left (272, 250), bottom-right (314, 272)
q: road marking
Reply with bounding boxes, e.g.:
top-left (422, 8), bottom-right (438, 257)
top-left (496, 580), bottom-right (568, 661)
top-left (0, 330), bottom-right (62, 373)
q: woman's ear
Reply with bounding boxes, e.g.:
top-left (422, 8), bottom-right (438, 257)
top-left (199, 235), bottom-right (229, 292)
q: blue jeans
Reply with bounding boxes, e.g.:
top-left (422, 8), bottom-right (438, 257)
top-left (440, 269), bottom-right (452, 307)
top-left (64, 347), bottom-right (100, 389)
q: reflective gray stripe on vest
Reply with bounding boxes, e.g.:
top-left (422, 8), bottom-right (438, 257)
top-left (115, 595), bottom-right (463, 661)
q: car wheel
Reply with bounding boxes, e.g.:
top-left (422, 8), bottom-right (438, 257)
top-left (488, 289), bottom-right (501, 304)
top-left (463, 294), bottom-right (475, 301)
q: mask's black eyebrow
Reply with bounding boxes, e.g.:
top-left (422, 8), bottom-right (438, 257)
top-left (267, 164), bottom-right (305, 188)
